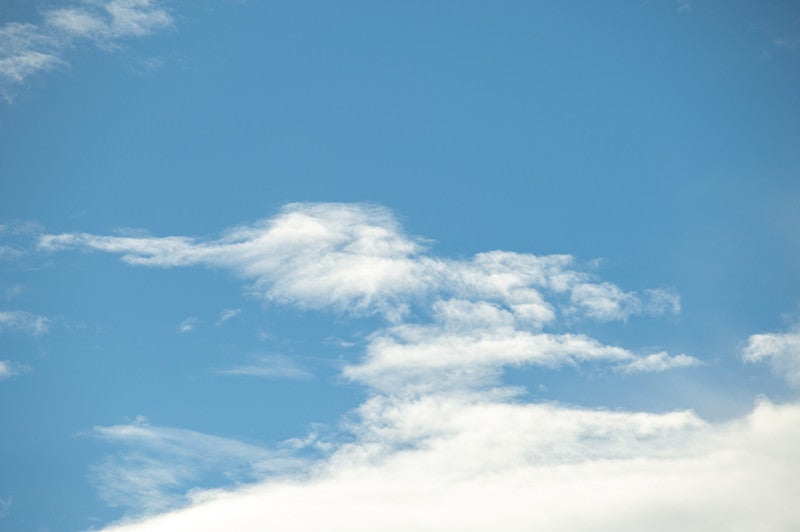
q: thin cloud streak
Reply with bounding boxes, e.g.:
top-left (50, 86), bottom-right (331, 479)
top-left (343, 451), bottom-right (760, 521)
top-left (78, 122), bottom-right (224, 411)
top-left (215, 308), bottom-right (241, 326)
top-left (216, 355), bottom-right (312, 380)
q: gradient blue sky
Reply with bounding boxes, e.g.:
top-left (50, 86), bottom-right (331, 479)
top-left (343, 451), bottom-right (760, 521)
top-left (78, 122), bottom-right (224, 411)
top-left (1, 1), bottom-right (799, 531)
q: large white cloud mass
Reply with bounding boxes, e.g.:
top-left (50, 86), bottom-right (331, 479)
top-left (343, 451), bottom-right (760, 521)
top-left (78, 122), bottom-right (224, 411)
top-left (98, 397), bottom-right (800, 532)
top-left (37, 203), bottom-right (798, 531)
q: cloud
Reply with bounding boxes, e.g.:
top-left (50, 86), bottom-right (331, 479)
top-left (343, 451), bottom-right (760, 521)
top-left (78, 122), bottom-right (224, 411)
top-left (743, 327), bottom-right (800, 386)
top-left (346, 318), bottom-right (700, 394)
top-left (41, 203), bottom-right (696, 392)
top-left (0, 360), bottom-right (31, 380)
top-left (39, 203), bottom-right (680, 325)
top-left (41, 204), bottom-right (427, 316)
top-left (46, 0), bottom-right (172, 43)
top-left (98, 398), bottom-right (800, 531)
top-left (0, 310), bottom-right (49, 335)
top-left (215, 309), bottom-right (241, 326)
top-left (0, 220), bottom-right (44, 236)
top-left (216, 355), bottom-right (312, 380)
top-left (0, 0), bottom-right (172, 101)
top-left (0, 284), bottom-right (24, 301)
top-left (178, 317), bottom-right (198, 334)
top-left (40, 203), bottom-right (723, 529)
top-left (0, 221), bottom-right (44, 260)
top-left (615, 351), bottom-right (701, 374)
top-left (90, 417), bottom-right (306, 514)
top-left (0, 23), bottom-right (63, 92)
top-left (0, 245), bottom-right (25, 261)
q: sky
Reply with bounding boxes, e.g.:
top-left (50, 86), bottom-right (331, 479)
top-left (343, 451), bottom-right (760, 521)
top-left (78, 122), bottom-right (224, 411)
top-left (1, 0), bottom-right (799, 530)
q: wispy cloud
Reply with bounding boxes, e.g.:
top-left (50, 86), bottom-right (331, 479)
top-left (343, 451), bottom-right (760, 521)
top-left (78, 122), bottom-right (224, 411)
top-left (0, 284), bottom-right (24, 301)
top-left (743, 326), bottom-right (800, 386)
top-left (178, 317), bottom-right (198, 334)
top-left (0, 245), bottom-right (24, 261)
top-left (0, 0), bottom-right (172, 101)
top-left (0, 360), bottom-right (31, 380)
top-left (0, 310), bottom-right (49, 335)
top-left (0, 221), bottom-right (44, 260)
top-left (217, 355), bottom-right (312, 380)
top-left (215, 308), bottom-right (241, 326)
top-left (90, 417), bottom-right (305, 514)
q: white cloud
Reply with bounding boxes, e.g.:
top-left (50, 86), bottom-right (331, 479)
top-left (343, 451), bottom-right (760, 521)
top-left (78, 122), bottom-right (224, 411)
top-left (40, 203), bottom-right (720, 529)
top-left (39, 203), bottom-right (678, 326)
top-left (98, 398), bottom-right (800, 532)
top-left (0, 310), bottom-right (49, 335)
top-left (568, 281), bottom-right (641, 321)
top-left (615, 351), bottom-right (701, 373)
top-left (216, 355), bottom-right (312, 380)
top-left (46, 0), bottom-right (172, 44)
top-left (41, 204), bottom-right (428, 315)
top-left (346, 322), bottom-right (691, 393)
top-left (178, 317), bottom-right (198, 334)
top-left (0, 23), bottom-right (62, 92)
top-left (643, 288), bottom-right (681, 315)
top-left (215, 308), bottom-right (241, 326)
top-left (41, 203), bottom-right (696, 390)
top-left (90, 417), bottom-right (306, 514)
top-left (0, 0), bottom-right (172, 100)
top-left (743, 328), bottom-right (800, 386)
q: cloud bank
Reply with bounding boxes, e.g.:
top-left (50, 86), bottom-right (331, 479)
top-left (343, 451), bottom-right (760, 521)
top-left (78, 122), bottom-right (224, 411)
top-left (99, 397), bottom-right (800, 532)
top-left (38, 202), bottom-right (796, 531)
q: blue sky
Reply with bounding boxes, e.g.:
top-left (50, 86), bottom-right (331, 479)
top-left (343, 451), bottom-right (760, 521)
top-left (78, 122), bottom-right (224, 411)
top-left (1, 1), bottom-right (799, 530)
